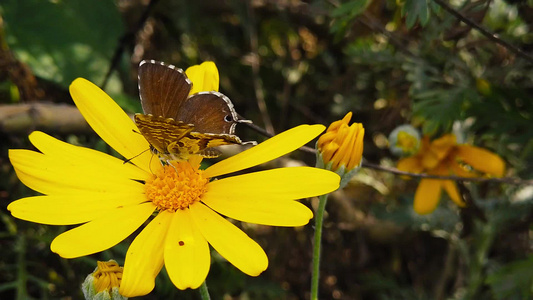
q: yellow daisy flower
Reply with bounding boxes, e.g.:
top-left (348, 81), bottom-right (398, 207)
top-left (397, 134), bottom-right (505, 214)
top-left (8, 75), bottom-right (340, 296)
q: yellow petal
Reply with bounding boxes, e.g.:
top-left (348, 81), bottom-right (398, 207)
top-left (205, 124), bottom-right (325, 178)
top-left (120, 211), bottom-right (172, 297)
top-left (413, 179), bottom-right (442, 214)
top-left (330, 125), bottom-right (356, 171)
top-left (190, 203), bottom-right (268, 276)
top-left (185, 61), bottom-right (219, 94)
top-left (202, 195), bottom-right (313, 227)
top-left (202, 167), bottom-right (338, 226)
top-left (430, 134), bottom-right (456, 160)
top-left (442, 180), bottom-right (465, 207)
top-left (347, 126), bottom-right (364, 170)
top-left (69, 78), bottom-right (160, 173)
top-left (8, 193), bottom-right (147, 225)
top-left (397, 156), bottom-right (424, 174)
top-left (9, 149), bottom-right (145, 195)
top-left (51, 202), bottom-right (155, 258)
top-left (29, 131), bottom-right (150, 181)
top-left (164, 209), bottom-right (210, 290)
top-left (456, 145), bottom-right (505, 177)
top-left (207, 167), bottom-right (339, 199)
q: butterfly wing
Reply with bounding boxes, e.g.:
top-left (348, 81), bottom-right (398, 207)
top-left (167, 132), bottom-right (243, 158)
top-left (175, 92), bottom-right (240, 135)
top-left (138, 60), bottom-right (191, 118)
top-left (134, 114), bottom-right (195, 154)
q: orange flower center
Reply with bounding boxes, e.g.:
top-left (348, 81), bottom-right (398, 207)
top-left (145, 161), bottom-right (209, 211)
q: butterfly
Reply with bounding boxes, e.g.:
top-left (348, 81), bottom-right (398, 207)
top-left (134, 60), bottom-right (253, 162)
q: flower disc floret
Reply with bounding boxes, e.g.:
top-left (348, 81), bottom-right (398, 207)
top-left (146, 161), bottom-right (208, 211)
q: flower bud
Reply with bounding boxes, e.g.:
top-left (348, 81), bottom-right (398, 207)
top-left (316, 112), bottom-right (364, 188)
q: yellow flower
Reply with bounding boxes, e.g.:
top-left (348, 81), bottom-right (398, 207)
top-left (185, 61), bottom-right (219, 94)
top-left (8, 75), bottom-right (340, 296)
top-left (82, 260), bottom-right (126, 300)
top-left (388, 124), bottom-right (421, 156)
top-left (316, 112), bottom-right (364, 188)
top-left (397, 134), bottom-right (505, 214)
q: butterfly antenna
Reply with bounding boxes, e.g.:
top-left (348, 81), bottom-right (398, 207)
top-left (123, 148), bottom-right (150, 164)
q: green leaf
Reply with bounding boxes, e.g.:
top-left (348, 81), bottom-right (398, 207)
top-left (402, 0), bottom-right (431, 28)
top-left (2, 0), bottom-right (123, 87)
top-left (331, 0), bottom-right (370, 18)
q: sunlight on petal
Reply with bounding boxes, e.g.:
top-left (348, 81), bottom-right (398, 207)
top-left (205, 125), bottom-right (325, 178)
top-left (8, 193), bottom-right (147, 225)
top-left (456, 145), bottom-right (505, 177)
top-left (185, 61), bottom-right (219, 94)
top-left (51, 203), bottom-right (155, 258)
top-left (29, 131), bottom-right (150, 181)
top-left (190, 203), bottom-right (268, 276)
top-left (414, 179), bottom-right (442, 214)
top-left (69, 78), bottom-right (160, 173)
top-left (120, 211), bottom-right (172, 297)
top-left (165, 209), bottom-right (210, 290)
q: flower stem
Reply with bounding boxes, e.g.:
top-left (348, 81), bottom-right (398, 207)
top-left (199, 280), bottom-right (211, 300)
top-left (311, 193), bottom-right (329, 300)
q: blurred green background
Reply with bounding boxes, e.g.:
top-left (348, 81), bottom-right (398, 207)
top-left (0, 0), bottom-right (532, 299)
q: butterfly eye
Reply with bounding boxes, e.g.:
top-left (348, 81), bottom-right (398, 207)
top-left (224, 115), bottom-right (233, 122)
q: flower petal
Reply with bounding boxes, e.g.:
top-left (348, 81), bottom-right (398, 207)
top-left (202, 167), bottom-right (339, 226)
top-left (8, 193), bottom-right (147, 225)
top-left (69, 78), bottom-right (160, 173)
top-left (51, 202), bottom-right (155, 258)
top-left (165, 209), bottom-right (210, 290)
top-left (9, 149), bottom-right (145, 195)
top-left (207, 167), bottom-right (339, 199)
top-left (442, 180), bottom-right (465, 207)
top-left (185, 61), bottom-right (219, 94)
top-left (29, 131), bottom-right (150, 181)
top-left (397, 156), bottom-right (424, 174)
top-left (413, 179), bottom-right (442, 214)
top-left (120, 211), bottom-right (172, 297)
top-left (203, 196), bottom-right (312, 226)
top-left (190, 203), bottom-right (268, 276)
top-left (456, 145), bottom-right (505, 177)
top-left (204, 124), bottom-right (325, 178)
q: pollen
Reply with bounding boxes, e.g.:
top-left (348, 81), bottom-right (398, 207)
top-left (145, 161), bottom-right (209, 211)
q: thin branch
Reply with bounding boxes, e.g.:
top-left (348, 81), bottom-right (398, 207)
top-left (101, 0), bottom-right (161, 89)
top-left (361, 161), bottom-right (530, 185)
top-left (245, 1), bottom-right (275, 135)
top-left (433, 0), bottom-right (533, 64)
top-left (243, 121), bottom-right (530, 185)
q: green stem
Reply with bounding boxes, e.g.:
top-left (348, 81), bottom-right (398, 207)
top-left (199, 280), bottom-right (211, 300)
top-left (311, 194), bottom-right (329, 300)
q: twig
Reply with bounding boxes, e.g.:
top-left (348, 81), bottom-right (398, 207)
top-left (244, 121), bottom-right (530, 185)
top-left (100, 0), bottom-right (161, 89)
top-left (433, 0), bottom-right (533, 64)
top-left (245, 1), bottom-right (275, 135)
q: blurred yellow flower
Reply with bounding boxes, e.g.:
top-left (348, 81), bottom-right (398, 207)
top-left (316, 112), bottom-right (364, 187)
top-left (8, 75), bottom-right (340, 296)
top-left (388, 124), bottom-right (421, 156)
top-left (397, 134), bottom-right (505, 214)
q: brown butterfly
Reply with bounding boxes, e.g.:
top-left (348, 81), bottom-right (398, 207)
top-left (134, 60), bottom-right (252, 162)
